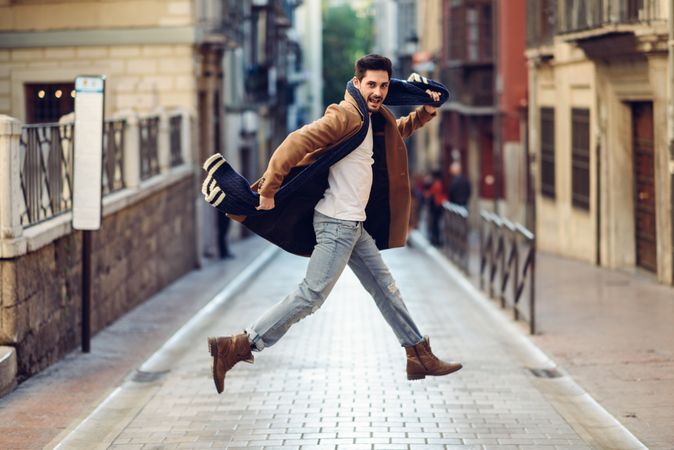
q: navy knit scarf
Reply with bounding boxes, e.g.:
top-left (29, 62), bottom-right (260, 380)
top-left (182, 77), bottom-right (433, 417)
top-left (202, 76), bottom-right (451, 217)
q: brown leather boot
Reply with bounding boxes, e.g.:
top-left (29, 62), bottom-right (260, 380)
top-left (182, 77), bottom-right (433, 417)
top-left (207, 332), bottom-right (254, 394)
top-left (405, 336), bottom-right (462, 380)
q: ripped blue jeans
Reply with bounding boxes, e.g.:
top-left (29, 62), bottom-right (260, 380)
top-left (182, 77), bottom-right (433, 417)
top-left (246, 210), bottom-right (424, 350)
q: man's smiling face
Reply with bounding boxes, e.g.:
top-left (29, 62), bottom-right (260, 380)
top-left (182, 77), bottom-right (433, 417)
top-left (353, 70), bottom-right (390, 112)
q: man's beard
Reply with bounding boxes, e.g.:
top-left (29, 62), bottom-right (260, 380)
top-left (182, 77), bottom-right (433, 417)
top-left (367, 95), bottom-right (383, 111)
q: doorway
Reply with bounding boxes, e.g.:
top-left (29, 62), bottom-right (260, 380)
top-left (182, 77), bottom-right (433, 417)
top-left (631, 102), bottom-right (656, 273)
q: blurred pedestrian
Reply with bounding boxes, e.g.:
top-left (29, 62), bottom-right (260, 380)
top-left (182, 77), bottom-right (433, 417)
top-left (217, 212), bottom-right (234, 259)
top-left (409, 173), bottom-right (426, 230)
top-left (424, 170), bottom-right (447, 246)
top-left (448, 161), bottom-right (471, 208)
top-left (207, 54), bottom-right (461, 394)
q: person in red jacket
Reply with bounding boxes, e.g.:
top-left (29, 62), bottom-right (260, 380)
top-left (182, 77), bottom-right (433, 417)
top-left (424, 170), bottom-right (447, 246)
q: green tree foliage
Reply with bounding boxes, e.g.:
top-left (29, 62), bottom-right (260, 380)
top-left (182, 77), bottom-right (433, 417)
top-left (322, 3), bottom-right (374, 108)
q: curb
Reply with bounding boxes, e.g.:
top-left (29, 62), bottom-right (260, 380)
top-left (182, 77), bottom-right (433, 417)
top-left (0, 346), bottom-right (17, 397)
top-left (408, 230), bottom-right (648, 450)
top-left (49, 245), bottom-right (281, 450)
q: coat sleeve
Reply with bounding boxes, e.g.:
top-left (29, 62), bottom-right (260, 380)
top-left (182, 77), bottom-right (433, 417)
top-left (396, 106), bottom-right (437, 141)
top-left (256, 104), bottom-right (361, 198)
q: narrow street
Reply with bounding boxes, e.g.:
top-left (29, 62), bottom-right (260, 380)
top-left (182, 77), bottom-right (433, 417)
top-left (50, 239), bottom-right (606, 450)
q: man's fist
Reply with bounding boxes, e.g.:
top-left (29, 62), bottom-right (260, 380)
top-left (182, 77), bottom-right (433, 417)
top-left (257, 195), bottom-right (275, 210)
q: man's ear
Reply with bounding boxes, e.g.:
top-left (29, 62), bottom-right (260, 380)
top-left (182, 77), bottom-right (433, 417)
top-left (352, 76), bottom-right (360, 88)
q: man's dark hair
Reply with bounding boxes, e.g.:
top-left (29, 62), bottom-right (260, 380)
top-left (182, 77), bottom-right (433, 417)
top-left (354, 54), bottom-right (392, 80)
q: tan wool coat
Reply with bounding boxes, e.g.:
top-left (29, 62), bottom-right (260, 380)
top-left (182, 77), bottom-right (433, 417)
top-left (244, 89), bottom-right (436, 255)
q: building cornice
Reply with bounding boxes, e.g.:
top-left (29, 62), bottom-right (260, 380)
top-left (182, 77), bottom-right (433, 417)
top-left (440, 102), bottom-right (497, 116)
top-left (0, 27), bottom-right (197, 48)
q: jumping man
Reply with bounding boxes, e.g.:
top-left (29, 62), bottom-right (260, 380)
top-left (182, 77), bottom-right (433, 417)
top-left (208, 54), bottom-right (462, 394)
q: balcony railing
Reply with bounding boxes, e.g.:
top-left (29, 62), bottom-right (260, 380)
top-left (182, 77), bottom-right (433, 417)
top-left (527, 0), bottom-right (557, 48)
top-left (448, 2), bottom-right (494, 64)
top-left (558, 0), bottom-right (665, 34)
top-left (441, 66), bottom-right (494, 107)
top-left (196, 0), bottom-right (245, 44)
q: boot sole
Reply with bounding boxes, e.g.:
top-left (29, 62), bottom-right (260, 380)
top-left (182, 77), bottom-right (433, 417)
top-left (407, 364), bottom-right (463, 380)
top-left (207, 337), bottom-right (223, 394)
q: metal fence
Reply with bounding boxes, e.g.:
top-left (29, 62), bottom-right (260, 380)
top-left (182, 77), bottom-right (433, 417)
top-left (102, 119), bottom-right (126, 195)
top-left (480, 211), bottom-right (537, 334)
top-left (558, 0), bottom-right (665, 34)
top-left (18, 112), bottom-right (184, 228)
top-left (527, 0), bottom-right (557, 47)
top-left (139, 116), bottom-right (160, 180)
top-left (169, 114), bottom-right (183, 167)
top-left (19, 122), bottom-right (74, 226)
top-left (440, 202), bottom-right (470, 273)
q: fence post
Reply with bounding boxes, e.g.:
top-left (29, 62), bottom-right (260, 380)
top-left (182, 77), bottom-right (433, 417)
top-left (513, 233), bottom-right (520, 320)
top-left (156, 107), bottom-right (170, 173)
top-left (180, 108), bottom-right (193, 165)
top-left (530, 237), bottom-right (537, 334)
top-left (0, 115), bottom-right (23, 242)
top-left (117, 111), bottom-right (140, 189)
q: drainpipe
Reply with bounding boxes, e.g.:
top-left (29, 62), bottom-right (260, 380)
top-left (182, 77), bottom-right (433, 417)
top-left (669, 0), bottom-right (674, 284)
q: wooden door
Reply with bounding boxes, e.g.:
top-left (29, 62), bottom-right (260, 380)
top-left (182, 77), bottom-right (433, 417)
top-left (631, 102), bottom-right (657, 273)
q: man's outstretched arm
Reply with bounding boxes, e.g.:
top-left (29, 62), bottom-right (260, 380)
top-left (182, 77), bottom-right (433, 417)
top-left (396, 100), bottom-right (438, 140)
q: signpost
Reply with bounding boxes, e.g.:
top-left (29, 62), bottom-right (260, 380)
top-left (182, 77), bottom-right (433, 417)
top-left (72, 75), bottom-right (105, 353)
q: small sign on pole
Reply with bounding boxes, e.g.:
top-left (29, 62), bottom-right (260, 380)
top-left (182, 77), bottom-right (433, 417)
top-left (73, 75), bottom-right (105, 353)
top-left (73, 75), bottom-right (105, 230)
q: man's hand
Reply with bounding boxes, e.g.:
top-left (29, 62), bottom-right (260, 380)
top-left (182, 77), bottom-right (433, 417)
top-left (257, 195), bottom-right (275, 211)
top-left (424, 90), bottom-right (440, 114)
top-left (408, 73), bottom-right (441, 113)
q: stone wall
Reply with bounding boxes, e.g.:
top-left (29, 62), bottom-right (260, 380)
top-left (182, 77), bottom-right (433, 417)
top-left (0, 174), bottom-right (196, 379)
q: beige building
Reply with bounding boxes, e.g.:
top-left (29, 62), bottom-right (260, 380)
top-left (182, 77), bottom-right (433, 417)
top-left (0, 0), bottom-right (245, 259)
top-left (412, 0), bottom-right (444, 176)
top-left (527, 0), bottom-right (674, 285)
top-left (0, 0), bottom-right (222, 122)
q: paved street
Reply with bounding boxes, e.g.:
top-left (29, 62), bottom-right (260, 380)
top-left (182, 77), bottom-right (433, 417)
top-left (52, 241), bottom-right (606, 450)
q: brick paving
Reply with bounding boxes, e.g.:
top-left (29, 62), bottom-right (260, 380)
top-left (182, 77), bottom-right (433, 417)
top-left (0, 237), bottom-right (270, 450)
top-left (463, 231), bottom-right (674, 450)
top-left (104, 246), bottom-right (591, 450)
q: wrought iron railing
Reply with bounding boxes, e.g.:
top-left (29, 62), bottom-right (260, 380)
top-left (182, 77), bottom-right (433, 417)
top-left (196, 0), bottom-right (245, 44)
top-left (440, 202), bottom-right (470, 273)
top-left (480, 210), bottom-right (537, 334)
top-left (139, 116), bottom-right (160, 180)
top-left (527, 0), bottom-right (557, 47)
top-left (102, 119), bottom-right (126, 195)
top-left (558, 0), bottom-right (665, 34)
top-left (18, 112), bottom-right (186, 228)
top-left (169, 114), bottom-right (183, 167)
top-left (19, 122), bottom-right (74, 227)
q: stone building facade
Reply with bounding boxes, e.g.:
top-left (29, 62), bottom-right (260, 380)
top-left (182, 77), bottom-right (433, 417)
top-left (0, 173), bottom-right (195, 379)
top-left (0, 0), bottom-right (224, 391)
top-left (526, 0), bottom-right (674, 285)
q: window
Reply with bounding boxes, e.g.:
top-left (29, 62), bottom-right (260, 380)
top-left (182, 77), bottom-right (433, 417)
top-left (24, 83), bottom-right (75, 124)
top-left (571, 108), bottom-right (590, 210)
top-left (450, 2), bottom-right (492, 62)
top-left (540, 107), bottom-right (555, 198)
